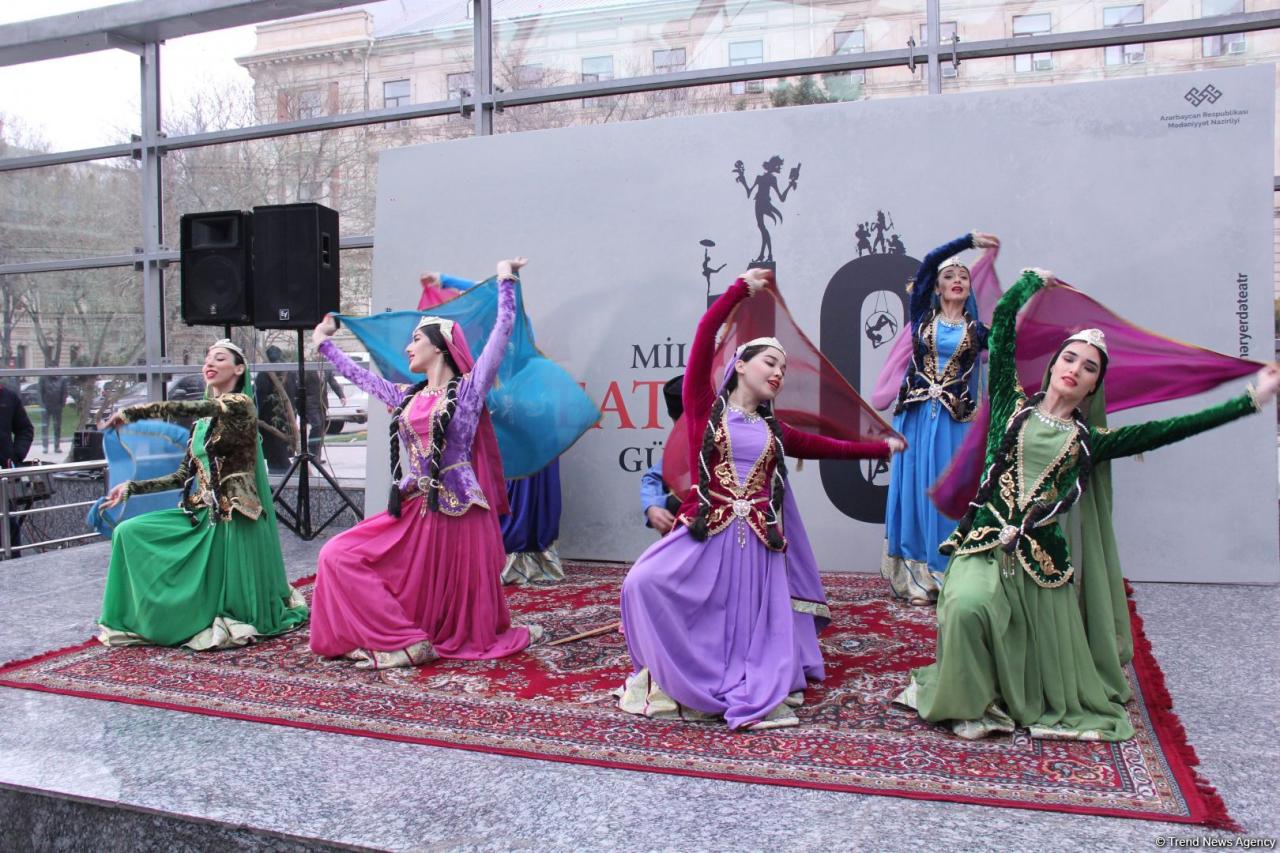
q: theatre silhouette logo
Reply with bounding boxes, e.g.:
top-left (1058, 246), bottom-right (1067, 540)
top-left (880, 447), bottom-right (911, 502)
top-left (701, 157), bottom-right (910, 524)
top-left (819, 211), bottom-right (918, 524)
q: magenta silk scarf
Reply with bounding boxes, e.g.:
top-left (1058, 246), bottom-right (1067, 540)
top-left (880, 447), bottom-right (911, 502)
top-left (930, 279), bottom-right (1261, 519)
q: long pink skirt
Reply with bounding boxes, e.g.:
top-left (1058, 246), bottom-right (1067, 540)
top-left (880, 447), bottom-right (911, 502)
top-left (309, 494), bottom-right (530, 660)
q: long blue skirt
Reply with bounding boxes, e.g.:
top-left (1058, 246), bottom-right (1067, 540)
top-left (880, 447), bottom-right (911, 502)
top-left (883, 400), bottom-right (970, 598)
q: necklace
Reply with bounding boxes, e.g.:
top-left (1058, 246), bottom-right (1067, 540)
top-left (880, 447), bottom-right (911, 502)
top-left (1032, 404), bottom-right (1075, 432)
top-left (421, 385), bottom-right (448, 396)
top-left (936, 314), bottom-right (965, 328)
top-left (726, 403), bottom-right (762, 423)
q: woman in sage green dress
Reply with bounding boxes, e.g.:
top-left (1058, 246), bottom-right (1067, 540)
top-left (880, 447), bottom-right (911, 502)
top-left (896, 269), bottom-right (1280, 740)
top-left (96, 339), bottom-right (308, 650)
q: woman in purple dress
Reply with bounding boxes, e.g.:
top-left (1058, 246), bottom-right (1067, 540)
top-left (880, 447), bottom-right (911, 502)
top-left (618, 269), bottom-right (903, 729)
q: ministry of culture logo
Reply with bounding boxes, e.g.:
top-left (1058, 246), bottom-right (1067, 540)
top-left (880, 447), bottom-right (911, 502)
top-left (1184, 85), bottom-right (1223, 107)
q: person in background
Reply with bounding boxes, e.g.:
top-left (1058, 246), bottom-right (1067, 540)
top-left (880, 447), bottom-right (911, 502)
top-left (640, 375), bottom-right (684, 535)
top-left (0, 381), bottom-right (34, 557)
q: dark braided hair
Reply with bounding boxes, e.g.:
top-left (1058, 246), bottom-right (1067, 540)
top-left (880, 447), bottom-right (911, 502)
top-left (387, 324), bottom-right (461, 517)
top-left (688, 344), bottom-right (788, 547)
top-left (953, 337), bottom-right (1108, 552)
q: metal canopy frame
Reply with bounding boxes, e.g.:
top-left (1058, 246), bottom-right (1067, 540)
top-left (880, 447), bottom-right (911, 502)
top-left (1, 0), bottom-right (1277, 387)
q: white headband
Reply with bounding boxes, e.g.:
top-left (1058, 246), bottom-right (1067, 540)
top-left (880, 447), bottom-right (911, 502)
top-left (1065, 328), bottom-right (1108, 356)
top-left (415, 315), bottom-right (455, 346)
top-left (209, 339), bottom-right (246, 361)
top-left (736, 336), bottom-right (786, 359)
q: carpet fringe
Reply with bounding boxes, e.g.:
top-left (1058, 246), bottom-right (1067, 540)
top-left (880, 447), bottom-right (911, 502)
top-left (1125, 579), bottom-right (1241, 833)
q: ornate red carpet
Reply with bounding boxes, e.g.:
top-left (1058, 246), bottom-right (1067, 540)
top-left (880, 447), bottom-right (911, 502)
top-left (0, 562), bottom-right (1233, 828)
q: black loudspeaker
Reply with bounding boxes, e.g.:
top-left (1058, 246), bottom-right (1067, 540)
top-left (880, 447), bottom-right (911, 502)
top-left (180, 210), bottom-right (254, 325)
top-left (252, 203), bottom-right (340, 329)
top-left (70, 429), bottom-right (104, 462)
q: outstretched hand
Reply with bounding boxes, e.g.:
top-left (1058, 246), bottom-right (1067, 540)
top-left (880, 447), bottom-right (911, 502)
top-left (886, 436), bottom-right (907, 454)
top-left (99, 411), bottom-right (126, 431)
top-left (420, 271), bottom-right (441, 288)
top-left (100, 482), bottom-right (129, 509)
top-left (741, 268), bottom-right (772, 296)
top-left (1252, 363), bottom-right (1280, 405)
top-left (972, 231), bottom-right (1000, 250)
top-left (312, 314), bottom-right (339, 347)
top-left (497, 257), bottom-right (528, 278)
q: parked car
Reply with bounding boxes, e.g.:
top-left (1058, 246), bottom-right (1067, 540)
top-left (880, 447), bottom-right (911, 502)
top-left (326, 377), bottom-right (367, 435)
top-left (168, 374), bottom-right (206, 400)
top-left (94, 381), bottom-right (150, 417)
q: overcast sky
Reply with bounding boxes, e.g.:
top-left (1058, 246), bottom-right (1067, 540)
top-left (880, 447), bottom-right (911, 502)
top-left (0, 2), bottom-right (396, 153)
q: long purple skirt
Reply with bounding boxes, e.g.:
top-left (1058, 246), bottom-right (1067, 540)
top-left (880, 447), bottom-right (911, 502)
top-left (620, 503), bottom-right (826, 730)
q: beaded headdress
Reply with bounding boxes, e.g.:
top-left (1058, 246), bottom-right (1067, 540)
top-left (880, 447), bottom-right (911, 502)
top-left (1065, 328), bottom-right (1108, 356)
top-left (208, 338), bottom-right (246, 361)
top-left (736, 336), bottom-right (786, 359)
top-left (415, 315), bottom-right (455, 346)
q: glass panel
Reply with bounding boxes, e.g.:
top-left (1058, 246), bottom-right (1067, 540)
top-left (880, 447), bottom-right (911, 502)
top-left (162, 114), bottom-right (468, 245)
top-left (162, 5), bottom-right (475, 136)
top-left (0, 50), bottom-right (140, 155)
top-left (0, 157), bottom-right (140, 263)
top-left (494, 0), bottom-right (915, 92)
top-left (0, 269), bottom-right (146, 370)
top-left (163, 247), bottom-right (372, 357)
top-left (161, 248), bottom-right (370, 476)
top-left (0, 370), bottom-right (142, 465)
top-left (942, 0), bottom-right (1255, 44)
top-left (494, 67), bottom-right (922, 133)
top-left (937, 36), bottom-right (1280, 171)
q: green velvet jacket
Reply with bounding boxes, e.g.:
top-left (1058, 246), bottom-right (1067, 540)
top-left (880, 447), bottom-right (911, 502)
top-left (121, 392), bottom-right (264, 521)
top-left (940, 270), bottom-right (1259, 587)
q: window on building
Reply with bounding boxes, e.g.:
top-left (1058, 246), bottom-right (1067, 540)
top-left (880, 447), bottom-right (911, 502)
top-left (515, 64), bottom-right (545, 90)
top-left (919, 22), bottom-right (960, 78)
top-left (298, 179), bottom-right (326, 202)
top-left (1013, 14), bottom-right (1053, 72)
top-left (582, 55), bottom-right (614, 107)
top-left (654, 47), bottom-right (686, 75)
top-left (383, 79), bottom-right (410, 109)
top-left (1103, 5), bottom-right (1145, 66)
top-left (447, 71), bottom-right (473, 101)
top-left (833, 29), bottom-right (866, 84)
top-left (1202, 0), bottom-right (1246, 57)
top-left (293, 88), bottom-right (324, 119)
top-left (729, 41), bottom-right (764, 95)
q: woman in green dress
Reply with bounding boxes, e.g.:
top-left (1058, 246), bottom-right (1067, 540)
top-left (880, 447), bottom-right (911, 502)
top-left (96, 339), bottom-right (308, 650)
top-left (897, 269), bottom-right (1280, 740)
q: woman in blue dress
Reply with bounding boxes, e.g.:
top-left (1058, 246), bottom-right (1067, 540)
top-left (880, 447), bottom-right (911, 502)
top-left (881, 231), bottom-right (999, 604)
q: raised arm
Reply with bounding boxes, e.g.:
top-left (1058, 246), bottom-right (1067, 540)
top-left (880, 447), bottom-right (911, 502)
top-left (909, 233), bottom-right (974, 324)
top-left (464, 275), bottom-right (517, 404)
top-left (1091, 392), bottom-right (1259, 462)
top-left (315, 339), bottom-right (402, 409)
top-left (123, 396), bottom-right (221, 423)
top-left (685, 277), bottom-right (751, 424)
top-left (780, 422), bottom-right (891, 461)
top-left (986, 269), bottom-right (1048, 427)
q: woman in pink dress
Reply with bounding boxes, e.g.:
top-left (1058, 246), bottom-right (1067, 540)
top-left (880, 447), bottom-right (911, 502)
top-left (308, 257), bottom-right (535, 669)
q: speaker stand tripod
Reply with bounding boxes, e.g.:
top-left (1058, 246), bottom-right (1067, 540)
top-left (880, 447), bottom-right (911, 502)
top-left (272, 329), bottom-right (364, 540)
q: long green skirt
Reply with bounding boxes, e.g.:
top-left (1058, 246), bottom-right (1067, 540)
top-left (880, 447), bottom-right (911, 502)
top-left (98, 506), bottom-right (308, 650)
top-left (897, 550), bottom-right (1134, 741)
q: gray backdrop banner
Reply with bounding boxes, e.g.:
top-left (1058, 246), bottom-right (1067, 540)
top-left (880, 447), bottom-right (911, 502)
top-left (368, 64), bottom-right (1277, 583)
